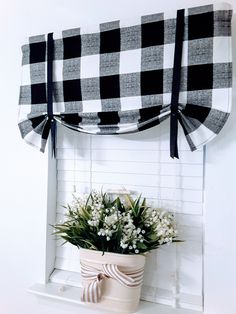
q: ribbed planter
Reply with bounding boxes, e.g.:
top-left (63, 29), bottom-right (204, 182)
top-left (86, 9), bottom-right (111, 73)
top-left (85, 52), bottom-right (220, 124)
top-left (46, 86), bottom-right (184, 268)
top-left (80, 248), bottom-right (146, 313)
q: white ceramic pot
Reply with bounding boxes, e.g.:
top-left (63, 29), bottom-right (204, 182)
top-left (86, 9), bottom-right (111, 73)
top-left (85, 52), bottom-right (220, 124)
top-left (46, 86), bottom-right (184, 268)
top-left (80, 248), bottom-right (146, 313)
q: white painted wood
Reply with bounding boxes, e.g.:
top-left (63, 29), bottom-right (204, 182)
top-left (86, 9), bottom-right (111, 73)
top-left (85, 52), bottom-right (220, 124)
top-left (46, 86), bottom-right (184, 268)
top-left (28, 283), bottom-right (202, 314)
top-left (58, 159), bottom-right (203, 176)
top-left (52, 124), bottom-right (204, 311)
top-left (45, 143), bottom-right (58, 283)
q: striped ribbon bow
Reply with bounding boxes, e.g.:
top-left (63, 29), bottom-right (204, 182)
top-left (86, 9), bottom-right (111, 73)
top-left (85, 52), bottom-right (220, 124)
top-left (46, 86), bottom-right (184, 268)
top-left (80, 262), bottom-right (144, 303)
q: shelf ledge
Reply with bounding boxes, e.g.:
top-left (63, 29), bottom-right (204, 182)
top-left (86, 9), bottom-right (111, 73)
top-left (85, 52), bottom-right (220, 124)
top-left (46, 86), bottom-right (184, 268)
top-left (28, 282), bottom-right (203, 314)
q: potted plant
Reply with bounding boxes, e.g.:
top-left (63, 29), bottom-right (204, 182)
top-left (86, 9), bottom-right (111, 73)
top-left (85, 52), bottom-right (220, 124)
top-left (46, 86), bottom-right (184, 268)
top-left (53, 191), bottom-right (180, 313)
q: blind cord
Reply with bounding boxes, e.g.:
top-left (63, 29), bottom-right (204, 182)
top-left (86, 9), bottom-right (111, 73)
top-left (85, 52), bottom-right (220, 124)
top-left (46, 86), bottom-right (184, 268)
top-left (89, 135), bottom-right (92, 192)
top-left (73, 132), bottom-right (77, 193)
top-left (172, 157), bottom-right (180, 308)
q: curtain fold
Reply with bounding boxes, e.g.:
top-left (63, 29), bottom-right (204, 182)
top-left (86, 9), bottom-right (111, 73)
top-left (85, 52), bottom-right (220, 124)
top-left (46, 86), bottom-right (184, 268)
top-left (18, 3), bottom-right (232, 156)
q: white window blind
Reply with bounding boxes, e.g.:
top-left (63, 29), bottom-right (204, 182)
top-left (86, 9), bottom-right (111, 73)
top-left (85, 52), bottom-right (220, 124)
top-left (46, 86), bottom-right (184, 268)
top-left (50, 121), bottom-right (204, 312)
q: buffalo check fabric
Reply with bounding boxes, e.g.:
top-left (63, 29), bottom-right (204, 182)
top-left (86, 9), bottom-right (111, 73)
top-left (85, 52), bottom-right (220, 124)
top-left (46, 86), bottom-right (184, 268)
top-left (18, 3), bottom-right (232, 156)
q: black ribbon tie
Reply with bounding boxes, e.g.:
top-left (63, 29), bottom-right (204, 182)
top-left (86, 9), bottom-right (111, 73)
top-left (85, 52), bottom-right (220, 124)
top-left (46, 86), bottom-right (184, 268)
top-left (170, 9), bottom-right (185, 159)
top-left (47, 32), bottom-right (56, 157)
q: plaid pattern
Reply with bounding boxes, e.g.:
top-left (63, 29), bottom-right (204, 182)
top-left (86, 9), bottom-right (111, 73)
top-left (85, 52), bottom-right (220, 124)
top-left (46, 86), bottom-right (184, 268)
top-left (18, 3), bottom-right (232, 153)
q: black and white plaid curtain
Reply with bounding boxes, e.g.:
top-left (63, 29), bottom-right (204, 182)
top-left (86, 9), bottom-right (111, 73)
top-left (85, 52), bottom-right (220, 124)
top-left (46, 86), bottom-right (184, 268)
top-left (18, 3), bottom-right (232, 157)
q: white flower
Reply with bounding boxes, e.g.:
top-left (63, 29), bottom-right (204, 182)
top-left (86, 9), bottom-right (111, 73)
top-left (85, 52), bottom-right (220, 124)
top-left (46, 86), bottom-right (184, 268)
top-left (120, 240), bottom-right (129, 249)
top-left (60, 191), bottom-right (178, 255)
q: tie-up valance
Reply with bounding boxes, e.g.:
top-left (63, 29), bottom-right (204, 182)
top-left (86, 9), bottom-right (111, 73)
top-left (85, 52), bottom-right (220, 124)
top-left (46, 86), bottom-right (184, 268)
top-left (18, 3), bottom-right (232, 158)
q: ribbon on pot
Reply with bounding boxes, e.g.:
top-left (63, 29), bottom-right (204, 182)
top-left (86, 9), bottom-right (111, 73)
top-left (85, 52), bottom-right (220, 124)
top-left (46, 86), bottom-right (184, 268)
top-left (80, 262), bottom-right (144, 303)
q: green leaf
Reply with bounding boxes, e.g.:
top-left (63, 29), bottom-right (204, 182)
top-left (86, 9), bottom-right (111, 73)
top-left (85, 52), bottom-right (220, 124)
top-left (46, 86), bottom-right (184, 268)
top-left (137, 243), bottom-right (148, 250)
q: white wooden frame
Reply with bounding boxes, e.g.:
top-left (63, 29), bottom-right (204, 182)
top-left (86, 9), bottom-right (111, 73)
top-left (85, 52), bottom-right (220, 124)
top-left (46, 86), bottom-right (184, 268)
top-left (44, 148), bottom-right (57, 283)
top-left (28, 131), bottom-right (206, 314)
top-left (28, 117), bottom-right (236, 314)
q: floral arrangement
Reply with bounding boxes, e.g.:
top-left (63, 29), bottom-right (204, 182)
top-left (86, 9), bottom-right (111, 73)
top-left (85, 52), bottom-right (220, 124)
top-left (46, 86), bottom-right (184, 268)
top-left (53, 191), bottom-right (179, 255)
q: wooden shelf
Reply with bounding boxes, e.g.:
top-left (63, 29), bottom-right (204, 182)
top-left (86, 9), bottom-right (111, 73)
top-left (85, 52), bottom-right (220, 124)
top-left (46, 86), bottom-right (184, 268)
top-left (28, 282), bottom-right (202, 314)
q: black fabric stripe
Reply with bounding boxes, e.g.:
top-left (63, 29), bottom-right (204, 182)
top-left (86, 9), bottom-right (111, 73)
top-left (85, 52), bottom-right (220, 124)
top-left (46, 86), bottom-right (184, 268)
top-left (29, 41), bottom-right (46, 64)
top-left (181, 104), bottom-right (211, 123)
top-left (187, 64), bottom-right (213, 91)
top-left (63, 35), bottom-right (81, 59)
top-left (100, 75), bottom-right (120, 99)
top-left (188, 11), bottom-right (214, 40)
top-left (100, 28), bottom-right (120, 54)
top-left (170, 9), bottom-right (185, 159)
top-left (138, 106), bottom-right (162, 131)
top-left (31, 83), bottom-right (47, 104)
top-left (63, 79), bottom-right (82, 101)
top-left (141, 20), bottom-right (164, 48)
top-left (139, 106), bottom-right (162, 121)
top-left (98, 111), bottom-right (120, 125)
top-left (42, 119), bottom-right (51, 140)
top-left (61, 114), bottom-right (82, 125)
top-left (141, 70), bottom-right (163, 95)
top-left (29, 115), bottom-right (47, 129)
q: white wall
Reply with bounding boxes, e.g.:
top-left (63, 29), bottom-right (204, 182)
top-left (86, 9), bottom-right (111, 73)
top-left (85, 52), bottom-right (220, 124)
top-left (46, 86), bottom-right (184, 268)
top-left (0, 0), bottom-right (235, 314)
